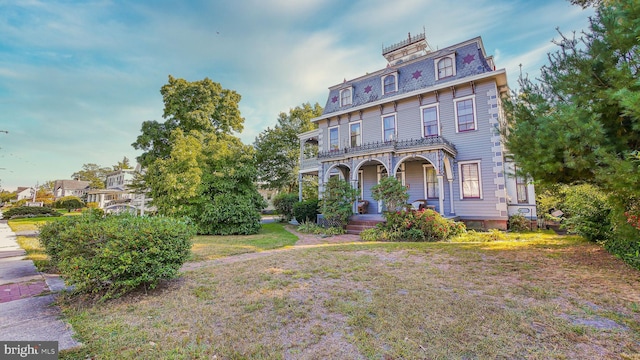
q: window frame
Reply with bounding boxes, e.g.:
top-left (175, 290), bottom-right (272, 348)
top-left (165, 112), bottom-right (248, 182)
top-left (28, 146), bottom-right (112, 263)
top-left (381, 73), bottom-right (398, 95)
top-left (458, 160), bottom-right (483, 200)
top-left (328, 126), bottom-right (339, 151)
top-left (349, 121), bottom-right (362, 148)
top-left (454, 95), bottom-right (477, 133)
top-left (340, 87), bottom-right (352, 107)
top-left (423, 164), bottom-right (439, 199)
top-left (381, 113), bottom-right (397, 142)
top-left (515, 166), bottom-right (529, 204)
top-left (435, 54), bottom-right (456, 80)
top-left (420, 103), bottom-right (440, 138)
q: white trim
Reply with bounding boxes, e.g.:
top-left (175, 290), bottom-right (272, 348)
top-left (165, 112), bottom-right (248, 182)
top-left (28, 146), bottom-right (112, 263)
top-left (454, 94), bottom-right (477, 133)
top-left (340, 87), bottom-right (353, 107)
top-left (381, 112), bottom-right (397, 142)
top-left (328, 125), bottom-right (340, 150)
top-left (349, 120), bottom-right (362, 147)
top-left (381, 72), bottom-right (398, 95)
top-left (420, 103), bottom-right (440, 137)
top-left (434, 53), bottom-right (456, 80)
top-left (458, 160), bottom-right (483, 200)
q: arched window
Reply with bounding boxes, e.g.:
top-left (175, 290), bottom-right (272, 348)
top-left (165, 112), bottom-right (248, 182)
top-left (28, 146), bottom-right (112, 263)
top-left (437, 57), bottom-right (454, 78)
top-left (340, 88), bottom-right (352, 106)
top-left (383, 74), bottom-right (396, 94)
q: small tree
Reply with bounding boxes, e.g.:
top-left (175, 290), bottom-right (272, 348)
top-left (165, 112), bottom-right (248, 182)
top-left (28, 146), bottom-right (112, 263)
top-left (54, 196), bottom-right (84, 212)
top-left (321, 177), bottom-right (358, 227)
top-left (371, 176), bottom-right (409, 213)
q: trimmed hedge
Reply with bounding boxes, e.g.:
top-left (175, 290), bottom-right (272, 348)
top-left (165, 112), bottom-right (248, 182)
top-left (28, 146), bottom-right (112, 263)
top-left (293, 199), bottom-right (319, 223)
top-left (1, 206), bottom-right (61, 219)
top-left (39, 213), bottom-right (195, 300)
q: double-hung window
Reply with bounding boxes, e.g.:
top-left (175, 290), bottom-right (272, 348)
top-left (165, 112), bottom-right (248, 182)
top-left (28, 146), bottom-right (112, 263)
top-left (424, 165), bottom-right (438, 199)
top-left (455, 96), bottom-right (476, 132)
top-left (382, 114), bottom-right (396, 142)
top-left (421, 105), bottom-right (439, 137)
top-left (329, 126), bottom-right (339, 151)
top-left (459, 161), bottom-right (482, 199)
top-left (350, 122), bottom-right (361, 147)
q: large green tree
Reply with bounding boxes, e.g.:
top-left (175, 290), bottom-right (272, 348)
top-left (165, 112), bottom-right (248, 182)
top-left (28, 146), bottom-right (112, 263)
top-left (132, 76), bottom-right (264, 235)
top-left (254, 102), bottom-right (322, 192)
top-left (504, 0), bottom-right (640, 267)
top-left (133, 75), bottom-right (244, 167)
top-left (72, 163), bottom-right (111, 189)
top-left (504, 0), bottom-right (639, 191)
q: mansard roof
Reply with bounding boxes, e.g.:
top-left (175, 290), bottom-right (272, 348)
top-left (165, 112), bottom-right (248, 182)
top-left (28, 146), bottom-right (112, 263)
top-left (316, 36), bottom-right (502, 120)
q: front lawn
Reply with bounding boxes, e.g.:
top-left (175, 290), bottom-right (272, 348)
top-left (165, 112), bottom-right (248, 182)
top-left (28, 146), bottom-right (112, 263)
top-left (58, 234), bottom-right (640, 359)
top-left (189, 222), bottom-right (298, 261)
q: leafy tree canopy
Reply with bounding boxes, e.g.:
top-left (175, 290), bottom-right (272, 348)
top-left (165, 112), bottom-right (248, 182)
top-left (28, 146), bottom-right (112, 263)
top-left (133, 76), bottom-right (265, 235)
top-left (72, 163), bottom-right (111, 189)
top-left (112, 156), bottom-right (132, 171)
top-left (254, 102), bottom-right (322, 192)
top-left (503, 0), bottom-right (640, 198)
top-left (133, 75), bottom-right (244, 167)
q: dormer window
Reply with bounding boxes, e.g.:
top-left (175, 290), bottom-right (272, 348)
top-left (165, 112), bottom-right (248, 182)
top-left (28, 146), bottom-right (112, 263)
top-left (340, 88), bottom-right (352, 106)
top-left (435, 54), bottom-right (456, 80)
top-left (382, 73), bottom-right (398, 94)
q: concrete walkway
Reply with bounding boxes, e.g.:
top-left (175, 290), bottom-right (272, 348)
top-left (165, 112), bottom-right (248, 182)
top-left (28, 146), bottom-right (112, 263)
top-left (0, 220), bottom-right (81, 350)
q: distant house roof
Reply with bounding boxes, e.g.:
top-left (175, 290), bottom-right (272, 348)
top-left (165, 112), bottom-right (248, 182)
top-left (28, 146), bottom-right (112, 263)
top-left (315, 36), bottom-right (504, 121)
top-left (54, 180), bottom-right (91, 191)
top-left (16, 187), bottom-right (30, 193)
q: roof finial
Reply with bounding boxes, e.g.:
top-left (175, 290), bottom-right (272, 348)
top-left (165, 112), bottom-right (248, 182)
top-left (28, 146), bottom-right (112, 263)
top-left (408, 32), bottom-right (411, 41)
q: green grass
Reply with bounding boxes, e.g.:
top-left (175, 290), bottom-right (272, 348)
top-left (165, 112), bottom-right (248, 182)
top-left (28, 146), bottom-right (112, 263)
top-left (15, 236), bottom-right (52, 272)
top-left (7, 216), bottom-right (62, 232)
top-left (190, 222), bottom-right (298, 261)
top-left (57, 235), bottom-right (640, 359)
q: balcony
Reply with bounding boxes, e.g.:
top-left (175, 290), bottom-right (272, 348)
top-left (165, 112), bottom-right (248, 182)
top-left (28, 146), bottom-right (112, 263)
top-left (317, 136), bottom-right (457, 161)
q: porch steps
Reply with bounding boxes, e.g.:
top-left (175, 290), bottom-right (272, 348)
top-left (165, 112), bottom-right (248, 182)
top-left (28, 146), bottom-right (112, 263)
top-left (345, 219), bottom-right (385, 235)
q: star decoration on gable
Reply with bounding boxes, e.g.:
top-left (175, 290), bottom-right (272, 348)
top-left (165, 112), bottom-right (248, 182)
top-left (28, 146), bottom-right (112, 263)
top-left (412, 70), bottom-right (422, 79)
top-left (364, 85), bottom-right (372, 94)
top-left (331, 96), bottom-right (338, 103)
top-left (463, 53), bottom-right (475, 64)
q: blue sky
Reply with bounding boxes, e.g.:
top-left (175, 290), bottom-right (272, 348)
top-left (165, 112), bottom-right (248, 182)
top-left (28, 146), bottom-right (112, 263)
top-left (0, 0), bottom-right (594, 191)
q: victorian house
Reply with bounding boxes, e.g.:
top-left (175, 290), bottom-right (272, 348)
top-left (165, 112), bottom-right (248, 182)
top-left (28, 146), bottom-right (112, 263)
top-left (298, 33), bottom-right (536, 229)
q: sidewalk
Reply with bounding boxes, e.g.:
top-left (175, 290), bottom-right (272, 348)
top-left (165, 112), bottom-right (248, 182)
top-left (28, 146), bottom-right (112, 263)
top-left (0, 220), bottom-right (81, 350)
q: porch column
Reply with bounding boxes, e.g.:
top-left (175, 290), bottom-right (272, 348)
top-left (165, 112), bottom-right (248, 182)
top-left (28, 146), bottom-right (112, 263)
top-left (298, 173), bottom-right (303, 201)
top-left (351, 178), bottom-right (358, 214)
top-left (437, 175), bottom-right (445, 215)
top-left (448, 179), bottom-right (455, 215)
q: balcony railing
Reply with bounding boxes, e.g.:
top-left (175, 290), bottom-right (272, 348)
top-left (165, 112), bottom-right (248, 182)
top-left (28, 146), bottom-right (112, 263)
top-left (318, 136), bottom-right (456, 160)
top-left (300, 157), bottom-right (319, 170)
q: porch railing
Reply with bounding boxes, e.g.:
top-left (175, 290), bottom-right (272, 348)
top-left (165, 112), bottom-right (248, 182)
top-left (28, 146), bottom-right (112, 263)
top-left (318, 136), bottom-right (456, 160)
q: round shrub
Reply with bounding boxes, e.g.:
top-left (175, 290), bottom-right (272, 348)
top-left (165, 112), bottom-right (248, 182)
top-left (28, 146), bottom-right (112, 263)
top-left (508, 213), bottom-right (531, 232)
top-left (39, 213), bottom-right (195, 300)
top-left (293, 199), bottom-right (319, 223)
top-left (272, 192), bottom-right (299, 221)
top-left (1, 206), bottom-right (62, 219)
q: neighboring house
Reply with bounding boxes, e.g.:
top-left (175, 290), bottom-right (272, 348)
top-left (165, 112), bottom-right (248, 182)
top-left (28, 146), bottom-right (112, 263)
top-left (16, 187), bottom-right (34, 201)
top-left (86, 164), bottom-right (153, 214)
top-left (298, 33), bottom-right (536, 229)
top-left (53, 180), bottom-right (90, 200)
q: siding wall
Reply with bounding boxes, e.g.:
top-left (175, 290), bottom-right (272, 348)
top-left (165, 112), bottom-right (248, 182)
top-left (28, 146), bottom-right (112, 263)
top-left (317, 79), bottom-right (510, 221)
